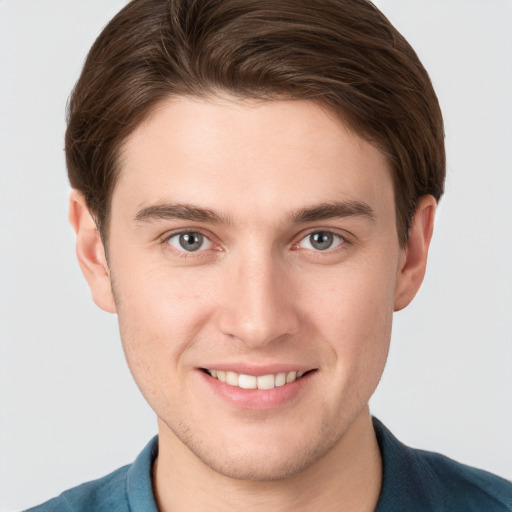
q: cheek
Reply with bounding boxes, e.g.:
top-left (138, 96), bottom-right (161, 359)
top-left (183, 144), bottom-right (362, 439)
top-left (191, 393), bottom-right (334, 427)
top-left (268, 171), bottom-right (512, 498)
top-left (301, 256), bottom-right (397, 370)
top-left (110, 261), bottom-right (217, 381)
top-left (113, 254), bottom-right (214, 326)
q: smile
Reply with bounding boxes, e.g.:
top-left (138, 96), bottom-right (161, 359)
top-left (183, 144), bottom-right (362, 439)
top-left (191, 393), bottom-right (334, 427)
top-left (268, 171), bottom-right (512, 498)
top-left (203, 369), bottom-right (310, 390)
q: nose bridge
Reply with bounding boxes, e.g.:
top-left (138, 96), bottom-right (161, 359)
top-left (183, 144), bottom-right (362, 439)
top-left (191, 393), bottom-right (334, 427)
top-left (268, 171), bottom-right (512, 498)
top-left (217, 247), bottom-right (299, 346)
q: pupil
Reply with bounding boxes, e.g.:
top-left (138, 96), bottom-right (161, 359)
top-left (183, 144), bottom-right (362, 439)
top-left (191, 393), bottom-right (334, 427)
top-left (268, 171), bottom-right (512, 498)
top-left (179, 232), bottom-right (202, 251)
top-left (311, 232), bottom-right (333, 250)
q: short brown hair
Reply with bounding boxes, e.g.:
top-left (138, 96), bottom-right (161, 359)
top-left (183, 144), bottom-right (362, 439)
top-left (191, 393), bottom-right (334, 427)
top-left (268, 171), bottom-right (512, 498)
top-left (66, 0), bottom-right (445, 246)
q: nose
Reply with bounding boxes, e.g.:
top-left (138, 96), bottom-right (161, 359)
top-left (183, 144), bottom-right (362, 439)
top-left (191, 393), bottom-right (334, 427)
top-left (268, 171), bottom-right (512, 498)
top-left (215, 251), bottom-right (300, 348)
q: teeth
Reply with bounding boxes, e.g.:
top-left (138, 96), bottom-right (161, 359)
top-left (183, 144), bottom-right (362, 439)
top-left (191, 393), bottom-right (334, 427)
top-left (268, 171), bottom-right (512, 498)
top-left (206, 369), bottom-right (308, 389)
top-left (286, 371), bottom-right (297, 383)
top-left (257, 374), bottom-right (275, 390)
top-left (226, 371), bottom-right (238, 386)
top-left (238, 374), bottom-right (257, 389)
top-left (275, 372), bottom-right (286, 387)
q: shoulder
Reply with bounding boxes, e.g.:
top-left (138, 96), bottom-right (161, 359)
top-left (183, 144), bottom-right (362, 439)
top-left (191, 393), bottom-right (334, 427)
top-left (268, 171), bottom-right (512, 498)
top-left (414, 448), bottom-right (512, 510)
top-left (373, 417), bottom-right (512, 512)
top-left (24, 436), bottom-right (159, 512)
top-left (24, 465), bottom-right (131, 512)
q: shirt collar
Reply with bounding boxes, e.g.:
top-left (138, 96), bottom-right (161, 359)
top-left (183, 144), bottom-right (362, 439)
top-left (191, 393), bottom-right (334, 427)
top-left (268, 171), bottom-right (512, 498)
top-left (126, 435), bottom-right (160, 512)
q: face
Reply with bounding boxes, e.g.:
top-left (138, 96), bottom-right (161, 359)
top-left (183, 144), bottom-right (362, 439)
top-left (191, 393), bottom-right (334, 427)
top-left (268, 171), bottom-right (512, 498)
top-left (102, 96), bottom-right (408, 480)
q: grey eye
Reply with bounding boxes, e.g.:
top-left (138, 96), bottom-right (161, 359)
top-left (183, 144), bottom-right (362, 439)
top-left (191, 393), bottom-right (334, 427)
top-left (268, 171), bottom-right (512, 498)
top-left (298, 231), bottom-right (344, 251)
top-left (179, 232), bottom-right (203, 251)
top-left (168, 232), bottom-right (210, 252)
top-left (310, 232), bottom-right (334, 250)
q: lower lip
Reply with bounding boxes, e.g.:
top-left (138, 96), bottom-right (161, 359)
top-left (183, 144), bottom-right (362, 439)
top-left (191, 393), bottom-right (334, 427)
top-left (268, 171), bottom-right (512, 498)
top-left (198, 370), bottom-right (314, 410)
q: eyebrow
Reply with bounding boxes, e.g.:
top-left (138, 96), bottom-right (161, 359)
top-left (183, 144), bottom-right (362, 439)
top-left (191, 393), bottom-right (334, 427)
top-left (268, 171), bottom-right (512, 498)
top-left (134, 202), bottom-right (233, 225)
top-left (288, 200), bottom-right (375, 224)
top-left (134, 200), bottom-right (375, 226)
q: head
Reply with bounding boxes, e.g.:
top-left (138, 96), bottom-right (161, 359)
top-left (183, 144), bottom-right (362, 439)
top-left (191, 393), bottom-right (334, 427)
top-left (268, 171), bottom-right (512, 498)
top-left (67, 0), bottom-right (444, 483)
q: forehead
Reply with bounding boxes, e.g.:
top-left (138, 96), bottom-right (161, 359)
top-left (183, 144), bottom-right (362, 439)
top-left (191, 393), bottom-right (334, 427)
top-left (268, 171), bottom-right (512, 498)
top-left (113, 95), bottom-right (394, 223)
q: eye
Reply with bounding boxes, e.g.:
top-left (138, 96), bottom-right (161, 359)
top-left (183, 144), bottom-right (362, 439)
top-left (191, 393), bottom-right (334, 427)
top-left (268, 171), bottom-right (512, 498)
top-left (298, 231), bottom-right (344, 251)
top-left (167, 231), bottom-right (212, 252)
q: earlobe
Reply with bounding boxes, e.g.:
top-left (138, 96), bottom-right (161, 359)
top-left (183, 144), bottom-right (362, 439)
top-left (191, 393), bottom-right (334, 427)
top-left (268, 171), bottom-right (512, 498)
top-left (394, 195), bottom-right (437, 312)
top-left (69, 191), bottom-right (117, 314)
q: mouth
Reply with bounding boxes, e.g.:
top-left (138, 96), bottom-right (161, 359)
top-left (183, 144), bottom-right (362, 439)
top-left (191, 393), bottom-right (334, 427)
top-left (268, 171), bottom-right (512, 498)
top-left (201, 368), bottom-right (315, 390)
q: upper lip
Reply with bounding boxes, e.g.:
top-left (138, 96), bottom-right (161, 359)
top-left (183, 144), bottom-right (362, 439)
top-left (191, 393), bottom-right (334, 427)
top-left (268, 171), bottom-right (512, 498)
top-left (198, 363), bottom-right (316, 376)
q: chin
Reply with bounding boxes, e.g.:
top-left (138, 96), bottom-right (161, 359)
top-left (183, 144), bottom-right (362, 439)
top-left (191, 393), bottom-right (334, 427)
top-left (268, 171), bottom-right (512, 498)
top-left (168, 417), bottom-right (336, 482)
top-left (200, 443), bottom-right (328, 482)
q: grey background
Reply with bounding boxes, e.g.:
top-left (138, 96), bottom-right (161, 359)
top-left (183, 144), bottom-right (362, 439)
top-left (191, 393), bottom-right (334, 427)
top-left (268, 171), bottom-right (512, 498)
top-left (1, 1), bottom-right (511, 510)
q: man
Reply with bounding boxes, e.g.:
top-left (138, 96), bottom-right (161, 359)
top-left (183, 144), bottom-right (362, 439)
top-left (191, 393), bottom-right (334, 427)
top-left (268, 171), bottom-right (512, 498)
top-left (26, 0), bottom-right (512, 510)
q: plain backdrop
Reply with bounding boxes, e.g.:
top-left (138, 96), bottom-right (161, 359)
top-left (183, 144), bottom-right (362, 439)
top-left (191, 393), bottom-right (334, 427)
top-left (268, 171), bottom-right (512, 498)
top-left (1, 1), bottom-right (511, 510)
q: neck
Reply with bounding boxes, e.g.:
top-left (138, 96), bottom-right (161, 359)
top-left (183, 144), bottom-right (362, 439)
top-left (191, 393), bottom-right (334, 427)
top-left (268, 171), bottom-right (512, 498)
top-left (153, 407), bottom-right (381, 512)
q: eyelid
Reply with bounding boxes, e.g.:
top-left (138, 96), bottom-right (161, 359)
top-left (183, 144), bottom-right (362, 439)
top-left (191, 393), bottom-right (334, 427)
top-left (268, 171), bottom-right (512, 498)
top-left (160, 226), bottom-right (216, 243)
top-left (168, 232), bottom-right (211, 251)
top-left (161, 228), bottom-right (221, 256)
top-left (292, 228), bottom-right (350, 251)
top-left (159, 226), bottom-right (351, 256)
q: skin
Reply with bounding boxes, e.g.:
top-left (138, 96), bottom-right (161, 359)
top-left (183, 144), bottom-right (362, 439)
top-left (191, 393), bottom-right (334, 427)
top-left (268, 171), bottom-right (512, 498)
top-left (70, 96), bottom-right (436, 512)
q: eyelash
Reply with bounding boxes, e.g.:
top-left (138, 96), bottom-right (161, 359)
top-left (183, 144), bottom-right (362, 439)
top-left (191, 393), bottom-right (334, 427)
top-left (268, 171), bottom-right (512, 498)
top-left (292, 231), bottom-right (346, 252)
top-left (161, 228), bottom-right (350, 259)
top-left (162, 230), bottom-right (217, 259)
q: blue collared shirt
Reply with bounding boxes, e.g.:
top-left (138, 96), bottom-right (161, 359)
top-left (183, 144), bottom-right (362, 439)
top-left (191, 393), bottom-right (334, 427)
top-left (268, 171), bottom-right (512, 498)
top-left (26, 418), bottom-right (512, 511)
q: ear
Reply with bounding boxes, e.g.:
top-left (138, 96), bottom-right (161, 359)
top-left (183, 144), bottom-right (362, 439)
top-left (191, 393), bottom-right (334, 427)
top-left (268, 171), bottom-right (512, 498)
top-left (394, 195), bottom-right (437, 312)
top-left (68, 190), bottom-right (117, 313)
